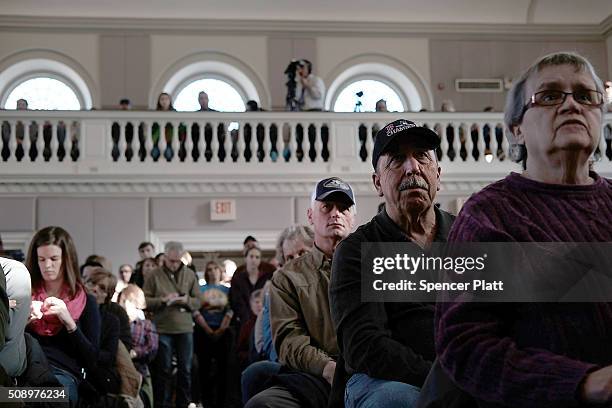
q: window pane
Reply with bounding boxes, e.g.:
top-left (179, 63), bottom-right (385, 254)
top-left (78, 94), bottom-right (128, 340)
top-left (174, 78), bottom-right (246, 112)
top-left (5, 77), bottom-right (81, 110)
top-left (333, 80), bottom-right (404, 112)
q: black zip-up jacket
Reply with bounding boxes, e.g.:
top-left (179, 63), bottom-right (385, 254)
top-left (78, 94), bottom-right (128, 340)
top-left (330, 206), bottom-right (455, 386)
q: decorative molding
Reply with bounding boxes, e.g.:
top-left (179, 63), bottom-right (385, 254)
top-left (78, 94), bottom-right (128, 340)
top-left (150, 230), bottom-right (280, 251)
top-left (0, 16), bottom-right (608, 41)
top-left (0, 179), bottom-right (511, 196)
top-left (0, 231), bottom-right (32, 252)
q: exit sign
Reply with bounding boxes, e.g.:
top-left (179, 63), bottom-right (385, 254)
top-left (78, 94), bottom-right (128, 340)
top-left (210, 199), bottom-right (236, 221)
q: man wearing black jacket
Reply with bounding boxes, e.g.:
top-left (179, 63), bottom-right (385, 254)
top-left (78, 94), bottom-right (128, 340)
top-left (330, 119), bottom-right (455, 407)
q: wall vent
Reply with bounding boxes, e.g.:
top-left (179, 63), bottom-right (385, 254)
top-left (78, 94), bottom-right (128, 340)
top-left (455, 78), bottom-right (503, 92)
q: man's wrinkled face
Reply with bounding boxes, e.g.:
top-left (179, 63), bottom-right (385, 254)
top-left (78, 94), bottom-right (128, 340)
top-left (373, 140), bottom-right (440, 216)
top-left (164, 250), bottom-right (183, 272)
top-left (282, 238), bottom-right (311, 263)
top-left (307, 198), bottom-right (355, 242)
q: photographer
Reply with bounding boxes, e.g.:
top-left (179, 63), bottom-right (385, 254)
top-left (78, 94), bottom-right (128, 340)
top-left (294, 59), bottom-right (326, 111)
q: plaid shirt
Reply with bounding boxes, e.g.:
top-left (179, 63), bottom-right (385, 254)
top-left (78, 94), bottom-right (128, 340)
top-left (130, 318), bottom-right (158, 376)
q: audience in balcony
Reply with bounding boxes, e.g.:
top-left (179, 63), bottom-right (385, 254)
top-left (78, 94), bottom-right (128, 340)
top-left (296, 59), bottom-right (326, 112)
top-left (375, 99), bottom-right (388, 112)
top-left (119, 98), bottom-right (131, 110)
top-left (198, 91), bottom-right (217, 112)
top-left (25, 226), bottom-right (100, 407)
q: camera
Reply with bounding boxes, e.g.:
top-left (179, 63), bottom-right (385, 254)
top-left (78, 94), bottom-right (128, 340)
top-left (285, 60), bottom-right (301, 111)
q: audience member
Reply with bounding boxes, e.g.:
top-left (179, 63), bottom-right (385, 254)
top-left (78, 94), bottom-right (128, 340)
top-left (152, 92), bottom-right (176, 161)
top-left (237, 289), bottom-right (264, 369)
top-left (241, 225), bottom-right (315, 404)
top-left (26, 226), bottom-right (101, 407)
top-left (246, 100), bottom-right (261, 112)
top-left (130, 242), bottom-right (156, 288)
top-left (84, 268), bottom-right (122, 395)
top-left (144, 241), bottom-right (200, 408)
top-left (434, 52), bottom-right (612, 407)
top-left (0, 257), bottom-right (31, 378)
top-left (246, 177), bottom-right (356, 408)
top-left (375, 99), bottom-right (388, 112)
top-left (113, 264), bottom-right (132, 301)
top-left (118, 284), bottom-right (158, 408)
top-left (198, 91), bottom-right (217, 112)
top-left (119, 99), bottom-right (131, 110)
top-left (230, 245), bottom-right (274, 326)
top-left (330, 119), bottom-right (455, 407)
top-left (192, 261), bottom-right (233, 408)
top-left (296, 59), bottom-right (325, 111)
top-left (154, 252), bottom-right (165, 268)
top-left (16, 98), bottom-right (28, 110)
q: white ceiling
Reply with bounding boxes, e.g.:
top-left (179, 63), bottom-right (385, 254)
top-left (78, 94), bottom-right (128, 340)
top-left (2, 0), bottom-right (611, 25)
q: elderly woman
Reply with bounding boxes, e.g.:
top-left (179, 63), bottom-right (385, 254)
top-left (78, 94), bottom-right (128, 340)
top-left (434, 52), bottom-right (611, 407)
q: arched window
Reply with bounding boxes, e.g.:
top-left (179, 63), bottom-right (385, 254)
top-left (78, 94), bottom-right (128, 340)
top-left (325, 59), bottom-right (433, 111)
top-left (174, 78), bottom-right (246, 112)
top-left (4, 77), bottom-right (81, 110)
top-left (0, 56), bottom-right (94, 109)
top-left (332, 79), bottom-right (404, 112)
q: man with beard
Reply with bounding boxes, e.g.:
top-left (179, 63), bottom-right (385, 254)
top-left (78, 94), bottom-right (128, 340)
top-left (329, 119), bottom-right (455, 407)
top-left (246, 177), bottom-right (356, 408)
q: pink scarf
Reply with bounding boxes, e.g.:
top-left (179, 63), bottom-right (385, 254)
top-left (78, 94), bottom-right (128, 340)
top-left (29, 283), bottom-right (87, 336)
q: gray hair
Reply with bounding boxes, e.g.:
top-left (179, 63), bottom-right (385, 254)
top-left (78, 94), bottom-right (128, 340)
top-left (164, 241), bottom-right (184, 254)
top-left (504, 51), bottom-right (606, 139)
top-left (275, 225), bottom-right (315, 265)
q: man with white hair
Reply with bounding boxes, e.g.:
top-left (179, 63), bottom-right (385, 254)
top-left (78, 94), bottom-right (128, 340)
top-left (246, 177), bottom-right (356, 408)
top-left (144, 241), bottom-right (201, 408)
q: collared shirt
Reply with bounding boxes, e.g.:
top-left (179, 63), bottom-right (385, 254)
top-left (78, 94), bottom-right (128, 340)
top-left (330, 206), bottom-right (455, 386)
top-left (143, 265), bottom-right (201, 334)
top-left (270, 245), bottom-right (338, 377)
top-left (298, 74), bottom-right (326, 111)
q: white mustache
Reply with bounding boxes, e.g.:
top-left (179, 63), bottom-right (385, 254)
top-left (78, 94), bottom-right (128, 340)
top-left (399, 175), bottom-right (429, 191)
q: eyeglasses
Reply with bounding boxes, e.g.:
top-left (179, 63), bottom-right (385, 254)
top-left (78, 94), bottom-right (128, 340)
top-left (521, 89), bottom-right (604, 117)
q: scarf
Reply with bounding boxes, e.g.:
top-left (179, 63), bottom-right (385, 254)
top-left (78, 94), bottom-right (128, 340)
top-left (29, 283), bottom-right (87, 337)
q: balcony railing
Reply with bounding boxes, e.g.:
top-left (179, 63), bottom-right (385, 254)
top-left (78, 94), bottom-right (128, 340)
top-left (1, 111), bottom-right (611, 180)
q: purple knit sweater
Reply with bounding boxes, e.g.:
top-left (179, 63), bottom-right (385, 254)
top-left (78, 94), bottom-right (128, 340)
top-left (436, 172), bottom-right (612, 408)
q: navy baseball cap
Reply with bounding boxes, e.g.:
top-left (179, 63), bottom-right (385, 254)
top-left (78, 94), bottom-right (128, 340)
top-left (312, 177), bottom-right (355, 206)
top-left (372, 119), bottom-right (440, 170)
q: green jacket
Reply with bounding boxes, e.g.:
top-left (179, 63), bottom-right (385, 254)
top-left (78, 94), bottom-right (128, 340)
top-left (270, 246), bottom-right (338, 378)
top-left (144, 265), bottom-right (201, 334)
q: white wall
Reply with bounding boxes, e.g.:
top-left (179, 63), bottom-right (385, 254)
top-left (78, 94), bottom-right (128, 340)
top-left (0, 32), bottom-right (100, 106)
top-left (150, 34), bottom-right (269, 105)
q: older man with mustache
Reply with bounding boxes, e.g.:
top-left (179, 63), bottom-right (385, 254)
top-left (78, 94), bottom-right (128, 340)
top-left (330, 119), bottom-right (455, 407)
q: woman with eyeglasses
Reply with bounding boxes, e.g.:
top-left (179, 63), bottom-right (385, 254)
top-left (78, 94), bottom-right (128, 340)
top-left (433, 52), bottom-right (612, 407)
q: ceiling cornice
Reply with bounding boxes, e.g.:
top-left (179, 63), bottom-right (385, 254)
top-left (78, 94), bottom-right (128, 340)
top-left (0, 15), bottom-right (608, 41)
top-left (601, 13), bottom-right (612, 36)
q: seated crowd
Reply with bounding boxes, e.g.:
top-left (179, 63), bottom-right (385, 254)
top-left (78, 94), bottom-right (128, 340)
top-left (0, 51), bottom-right (611, 408)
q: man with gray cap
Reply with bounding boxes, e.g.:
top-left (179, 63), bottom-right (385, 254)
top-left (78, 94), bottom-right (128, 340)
top-left (246, 177), bottom-right (356, 408)
top-left (329, 119), bottom-right (455, 407)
